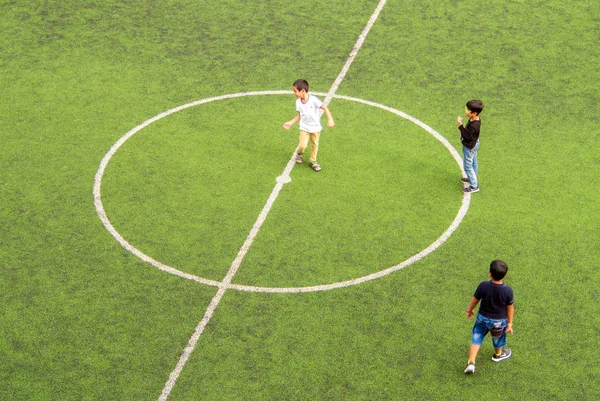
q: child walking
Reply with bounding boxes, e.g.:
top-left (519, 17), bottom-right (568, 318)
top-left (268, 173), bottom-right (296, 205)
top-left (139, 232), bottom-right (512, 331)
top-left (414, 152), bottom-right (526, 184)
top-left (464, 260), bottom-right (514, 374)
top-left (283, 79), bottom-right (335, 172)
top-left (457, 99), bottom-right (483, 193)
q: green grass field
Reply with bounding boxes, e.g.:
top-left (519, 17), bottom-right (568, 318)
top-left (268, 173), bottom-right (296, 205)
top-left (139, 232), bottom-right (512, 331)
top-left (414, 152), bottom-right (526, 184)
top-left (1, 0), bottom-right (599, 400)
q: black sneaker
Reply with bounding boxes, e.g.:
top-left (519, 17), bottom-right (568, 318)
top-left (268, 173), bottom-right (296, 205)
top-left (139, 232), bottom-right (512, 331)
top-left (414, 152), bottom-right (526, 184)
top-left (460, 177), bottom-right (469, 184)
top-left (492, 349), bottom-right (512, 362)
top-left (462, 186), bottom-right (480, 194)
top-left (464, 363), bottom-right (476, 374)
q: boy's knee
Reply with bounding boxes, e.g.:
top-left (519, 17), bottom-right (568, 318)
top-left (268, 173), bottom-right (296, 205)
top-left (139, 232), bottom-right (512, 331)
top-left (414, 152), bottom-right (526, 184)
top-left (471, 330), bottom-right (485, 345)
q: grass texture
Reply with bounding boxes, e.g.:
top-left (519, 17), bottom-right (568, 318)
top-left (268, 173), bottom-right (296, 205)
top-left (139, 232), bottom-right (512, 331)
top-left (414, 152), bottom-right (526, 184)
top-left (1, 0), bottom-right (599, 400)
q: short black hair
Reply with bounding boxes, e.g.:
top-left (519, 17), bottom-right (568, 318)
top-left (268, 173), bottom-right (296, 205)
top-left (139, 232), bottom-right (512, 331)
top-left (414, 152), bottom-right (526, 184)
top-left (293, 78), bottom-right (309, 92)
top-left (489, 260), bottom-right (508, 280)
top-left (466, 99), bottom-right (484, 115)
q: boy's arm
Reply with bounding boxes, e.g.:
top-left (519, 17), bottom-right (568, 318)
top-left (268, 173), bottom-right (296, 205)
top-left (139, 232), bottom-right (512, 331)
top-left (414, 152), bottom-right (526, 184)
top-left (506, 304), bottom-right (514, 334)
top-left (321, 105), bottom-right (335, 128)
top-left (283, 113), bottom-right (300, 130)
top-left (466, 297), bottom-right (480, 318)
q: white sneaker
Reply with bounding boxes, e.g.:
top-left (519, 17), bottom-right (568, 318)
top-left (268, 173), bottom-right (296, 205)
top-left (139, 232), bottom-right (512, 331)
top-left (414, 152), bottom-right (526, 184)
top-left (464, 363), bottom-right (475, 374)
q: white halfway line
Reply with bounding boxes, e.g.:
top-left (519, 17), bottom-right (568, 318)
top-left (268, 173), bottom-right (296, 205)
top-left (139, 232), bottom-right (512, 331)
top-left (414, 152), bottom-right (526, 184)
top-left (157, 1), bottom-right (388, 399)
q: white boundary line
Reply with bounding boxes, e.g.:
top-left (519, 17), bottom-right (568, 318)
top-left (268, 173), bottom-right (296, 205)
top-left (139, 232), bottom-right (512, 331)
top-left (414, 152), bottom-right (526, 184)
top-left (94, 91), bottom-right (469, 294)
top-left (155, 1), bottom-right (389, 399)
top-left (230, 94), bottom-right (471, 293)
top-left (93, 91), bottom-right (292, 290)
top-left (96, 90), bottom-right (471, 400)
top-left (324, 0), bottom-right (387, 105)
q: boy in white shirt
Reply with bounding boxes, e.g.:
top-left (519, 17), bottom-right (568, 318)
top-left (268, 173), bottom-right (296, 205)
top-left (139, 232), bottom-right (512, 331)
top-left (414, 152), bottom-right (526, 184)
top-left (283, 79), bottom-right (335, 172)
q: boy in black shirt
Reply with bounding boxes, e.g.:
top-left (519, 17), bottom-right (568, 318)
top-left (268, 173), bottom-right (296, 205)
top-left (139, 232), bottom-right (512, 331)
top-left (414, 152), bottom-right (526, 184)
top-left (464, 260), bottom-right (514, 374)
top-left (457, 99), bottom-right (483, 193)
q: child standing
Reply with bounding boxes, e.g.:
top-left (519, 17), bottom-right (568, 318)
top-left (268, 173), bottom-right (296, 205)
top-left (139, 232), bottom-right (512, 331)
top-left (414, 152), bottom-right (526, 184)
top-left (464, 260), bottom-right (514, 374)
top-left (283, 79), bottom-right (335, 172)
top-left (457, 100), bottom-right (483, 193)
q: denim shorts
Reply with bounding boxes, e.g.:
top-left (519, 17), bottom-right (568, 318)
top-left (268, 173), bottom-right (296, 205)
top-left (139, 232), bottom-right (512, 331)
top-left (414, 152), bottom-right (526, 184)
top-left (471, 313), bottom-right (508, 348)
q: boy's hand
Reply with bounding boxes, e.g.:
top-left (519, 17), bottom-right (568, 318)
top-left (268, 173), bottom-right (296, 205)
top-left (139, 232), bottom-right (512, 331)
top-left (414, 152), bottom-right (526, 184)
top-left (457, 116), bottom-right (463, 125)
top-left (506, 324), bottom-right (514, 335)
top-left (283, 121), bottom-right (293, 130)
top-left (327, 119), bottom-right (335, 128)
top-left (466, 309), bottom-right (474, 319)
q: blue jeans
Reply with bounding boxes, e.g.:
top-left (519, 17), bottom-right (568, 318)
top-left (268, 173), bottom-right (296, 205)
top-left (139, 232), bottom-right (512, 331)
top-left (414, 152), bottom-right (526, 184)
top-left (462, 140), bottom-right (479, 188)
top-left (471, 313), bottom-right (508, 349)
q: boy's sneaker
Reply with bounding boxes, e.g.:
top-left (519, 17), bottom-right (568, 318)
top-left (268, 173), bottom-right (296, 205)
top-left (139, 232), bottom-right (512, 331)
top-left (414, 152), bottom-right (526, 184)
top-left (492, 349), bottom-right (512, 362)
top-left (464, 363), bottom-right (476, 374)
top-left (462, 186), bottom-right (480, 194)
top-left (295, 154), bottom-right (303, 164)
top-left (460, 177), bottom-right (470, 184)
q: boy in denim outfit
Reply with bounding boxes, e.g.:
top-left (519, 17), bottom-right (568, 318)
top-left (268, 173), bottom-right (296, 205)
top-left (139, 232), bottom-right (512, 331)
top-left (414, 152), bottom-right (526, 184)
top-left (464, 260), bottom-right (514, 374)
top-left (457, 99), bottom-right (483, 193)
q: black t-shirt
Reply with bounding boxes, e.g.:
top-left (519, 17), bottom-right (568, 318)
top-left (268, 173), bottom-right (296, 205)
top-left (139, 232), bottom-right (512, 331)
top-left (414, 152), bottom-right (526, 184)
top-left (459, 119), bottom-right (481, 149)
top-left (474, 280), bottom-right (514, 319)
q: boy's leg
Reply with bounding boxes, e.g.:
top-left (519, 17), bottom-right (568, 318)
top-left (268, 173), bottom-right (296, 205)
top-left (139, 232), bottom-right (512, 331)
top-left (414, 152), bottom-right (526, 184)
top-left (468, 344), bottom-right (481, 364)
top-left (462, 145), bottom-right (478, 188)
top-left (490, 320), bottom-right (512, 362)
top-left (308, 132), bottom-right (320, 164)
top-left (466, 314), bottom-right (487, 371)
top-left (473, 140), bottom-right (480, 176)
top-left (297, 131), bottom-right (310, 163)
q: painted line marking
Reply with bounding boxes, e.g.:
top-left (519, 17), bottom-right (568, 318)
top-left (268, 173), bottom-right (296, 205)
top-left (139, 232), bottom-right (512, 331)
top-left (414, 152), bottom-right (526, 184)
top-left (95, 92), bottom-right (468, 294)
top-left (94, 91), bottom-right (291, 289)
top-left (156, 1), bottom-right (389, 399)
top-left (324, 0), bottom-right (387, 106)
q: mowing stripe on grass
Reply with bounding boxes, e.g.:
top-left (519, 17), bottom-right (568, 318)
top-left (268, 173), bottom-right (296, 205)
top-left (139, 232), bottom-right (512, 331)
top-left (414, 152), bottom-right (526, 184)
top-left (157, 1), bottom-right (388, 399)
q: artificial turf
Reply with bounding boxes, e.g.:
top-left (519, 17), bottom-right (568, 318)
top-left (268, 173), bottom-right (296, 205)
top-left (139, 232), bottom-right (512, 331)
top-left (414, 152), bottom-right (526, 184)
top-left (1, 0), bottom-right (598, 400)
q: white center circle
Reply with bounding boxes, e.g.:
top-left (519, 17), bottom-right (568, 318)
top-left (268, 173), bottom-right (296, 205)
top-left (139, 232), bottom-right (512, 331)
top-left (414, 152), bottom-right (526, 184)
top-left (93, 91), bottom-right (470, 293)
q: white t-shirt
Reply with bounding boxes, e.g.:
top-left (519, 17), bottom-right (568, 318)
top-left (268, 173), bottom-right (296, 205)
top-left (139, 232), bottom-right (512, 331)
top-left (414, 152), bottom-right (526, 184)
top-left (296, 95), bottom-right (324, 133)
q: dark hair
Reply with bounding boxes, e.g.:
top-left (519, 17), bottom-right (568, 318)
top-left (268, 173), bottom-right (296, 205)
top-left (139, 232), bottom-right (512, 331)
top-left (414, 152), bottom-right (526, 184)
top-left (489, 260), bottom-right (508, 280)
top-left (466, 99), bottom-right (484, 115)
top-left (293, 79), bottom-right (309, 92)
